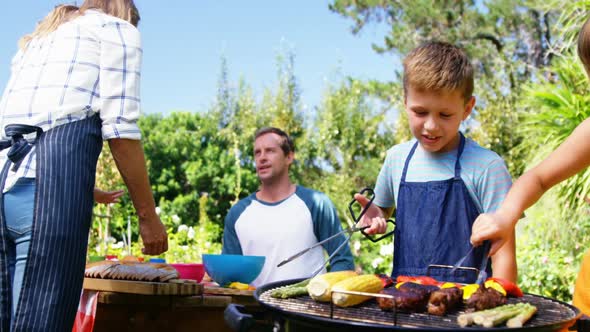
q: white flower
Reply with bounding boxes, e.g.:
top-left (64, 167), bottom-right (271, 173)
top-left (565, 256), bottom-right (573, 264)
top-left (379, 243), bottom-right (393, 256)
top-left (112, 241), bottom-right (124, 249)
top-left (155, 207), bottom-right (161, 215)
top-left (178, 224), bottom-right (189, 232)
top-left (187, 227), bottom-right (195, 239)
top-left (371, 257), bottom-right (384, 269)
top-left (181, 245), bottom-right (188, 251)
top-left (172, 214), bottom-right (181, 224)
top-left (353, 241), bottom-right (361, 251)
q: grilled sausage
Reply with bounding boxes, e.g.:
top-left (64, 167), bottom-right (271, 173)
top-left (378, 283), bottom-right (440, 312)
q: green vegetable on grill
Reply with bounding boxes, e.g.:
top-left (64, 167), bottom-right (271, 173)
top-left (458, 303), bottom-right (537, 328)
top-left (271, 279), bottom-right (311, 299)
top-left (506, 304), bottom-right (538, 328)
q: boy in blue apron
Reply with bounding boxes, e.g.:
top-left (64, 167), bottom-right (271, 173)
top-left (357, 41), bottom-right (517, 284)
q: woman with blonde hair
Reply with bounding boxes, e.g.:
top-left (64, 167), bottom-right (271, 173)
top-left (0, 0), bottom-right (167, 330)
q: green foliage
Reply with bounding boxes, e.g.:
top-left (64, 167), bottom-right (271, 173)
top-left (350, 233), bottom-right (394, 274)
top-left (511, 3), bottom-right (590, 301)
top-left (301, 78), bottom-right (397, 275)
top-left (520, 55), bottom-right (590, 217)
top-left (162, 194), bottom-right (222, 263)
top-left (516, 190), bottom-right (590, 301)
top-left (329, 0), bottom-right (559, 176)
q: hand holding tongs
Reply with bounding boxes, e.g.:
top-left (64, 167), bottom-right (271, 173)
top-left (277, 188), bottom-right (396, 273)
top-left (352, 188), bottom-right (396, 243)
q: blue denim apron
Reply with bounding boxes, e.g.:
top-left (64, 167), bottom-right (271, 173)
top-left (392, 133), bottom-right (491, 284)
top-left (0, 114), bottom-right (102, 331)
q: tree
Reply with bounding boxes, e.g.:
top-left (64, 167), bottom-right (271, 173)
top-left (329, 0), bottom-right (558, 174)
top-left (91, 143), bottom-right (126, 255)
top-left (304, 78), bottom-right (398, 273)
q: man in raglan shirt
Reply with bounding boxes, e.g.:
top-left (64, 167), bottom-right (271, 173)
top-left (222, 127), bottom-right (354, 287)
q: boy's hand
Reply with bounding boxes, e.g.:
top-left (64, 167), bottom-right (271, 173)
top-left (354, 193), bottom-right (387, 234)
top-left (470, 212), bottom-right (514, 256)
top-left (94, 188), bottom-right (125, 204)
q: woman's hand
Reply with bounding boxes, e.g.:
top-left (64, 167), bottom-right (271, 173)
top-left (139, 212), bottom-right (168, 255)
top-left (470, 212), bottom-right (515, 256)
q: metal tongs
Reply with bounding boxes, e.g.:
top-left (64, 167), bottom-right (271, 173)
top-left (277, 187), bottom-right (396, 278)
top-left (449, 240), bottom-right (491, 285)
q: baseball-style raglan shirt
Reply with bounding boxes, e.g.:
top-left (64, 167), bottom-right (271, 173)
top-left (222, 186), bottom-right (354, 287)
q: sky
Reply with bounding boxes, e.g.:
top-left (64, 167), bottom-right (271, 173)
top-left (0, 1), bottom-right (398, 115)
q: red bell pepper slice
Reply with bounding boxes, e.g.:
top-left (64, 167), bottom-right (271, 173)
top-left (396, 275), bottom-right (439, 285)
top-left (487, 277), bottom-right (523, 297)
top-left (376, 274), bottom-right (394, 288)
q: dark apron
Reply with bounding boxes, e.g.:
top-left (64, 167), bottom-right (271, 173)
top-left (392, 133), bottom-right (491, 284)
top-left (0, 114), bottom-right (102, 331)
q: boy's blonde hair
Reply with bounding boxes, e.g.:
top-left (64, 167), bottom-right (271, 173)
top-left (578, 17), bottom-right (590, 78)
top-left (18, 0), bottom-right (140, 50)
top-left (403, 41), bottom-right (474, 103)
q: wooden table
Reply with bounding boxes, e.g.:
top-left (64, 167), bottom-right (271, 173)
top-left (87, 283), bottom-right (270, 332)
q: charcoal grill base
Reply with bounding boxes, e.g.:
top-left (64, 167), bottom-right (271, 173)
top-left (254, 278), bottom-right (581, 332)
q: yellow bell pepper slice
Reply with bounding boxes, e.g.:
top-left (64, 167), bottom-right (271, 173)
top-left (440, 282), bottom-right (459, 289)
top-left (461, 284), bottom-right (479, 300)
top-left (484, 280), bottom-right (507, 296)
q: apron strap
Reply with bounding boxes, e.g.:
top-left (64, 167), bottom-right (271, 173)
top-left (401, 133), bottom-right (466, 183)
top-left (0, 124), bottom-right (43, 172)
top-left (400, 141), bottom-right (419, 183)
top-left (454, 132), bottom-right (466, 180)
top-left (0, 162), bottom-right (12, 330)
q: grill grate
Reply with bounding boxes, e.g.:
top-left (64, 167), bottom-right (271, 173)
top-left (259, 290), bottom-right (578, 329)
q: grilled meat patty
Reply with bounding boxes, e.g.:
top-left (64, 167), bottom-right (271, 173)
top-left (377, 283), bottom-right (440, 312)
top-left (398, 282), bottom-right (440, 296)
top-left (465, 284), bottom-right (506, 311)
top-left (427, 287), bottom-right (464, 316)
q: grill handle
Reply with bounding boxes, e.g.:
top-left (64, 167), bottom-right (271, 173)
top-left (224, 304), bottom-right (254, 332)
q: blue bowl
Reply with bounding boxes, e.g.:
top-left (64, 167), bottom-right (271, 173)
top-left (202, 254), bottom-right (265, 286)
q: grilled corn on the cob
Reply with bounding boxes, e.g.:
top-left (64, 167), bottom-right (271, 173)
top-left (331, 274), bottom-right (384, 307)
top-left (307, 270), bottom-right (357, 302)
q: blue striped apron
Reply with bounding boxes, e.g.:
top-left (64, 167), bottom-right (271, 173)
top-left (0, 114), bottom-right (102, 331)
top-left (392, 133), bottom-right (491, 284)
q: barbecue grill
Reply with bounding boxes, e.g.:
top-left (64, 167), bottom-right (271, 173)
top-left (227, 278), bottom-right (583, 332)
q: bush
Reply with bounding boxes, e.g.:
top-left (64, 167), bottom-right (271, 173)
top-left (516, 191), bottom-right (590, 302)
